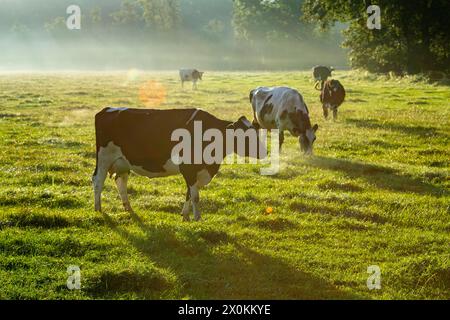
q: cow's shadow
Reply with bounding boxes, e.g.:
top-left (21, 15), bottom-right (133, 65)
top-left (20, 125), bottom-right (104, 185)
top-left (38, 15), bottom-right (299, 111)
top-left (100, 211), bottom-right (366, 300)
top-left (345, 118), bottom-right (447, 139)
top-left (306, 156), bottom-right (445, 197)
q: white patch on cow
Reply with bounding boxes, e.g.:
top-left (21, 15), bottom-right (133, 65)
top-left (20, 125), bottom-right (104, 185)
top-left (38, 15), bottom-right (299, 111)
top-left (195, 169), bottom-right (212, 188)
top-left (97, 141), bottom-right (180, 178)
top-left (106, 107), bottom-right (129, 113)
top-left (252, 86), bottom-right (309, 132)
top-left (94, 141), bottom-right (129, 212)
top-left (182, 200), bottom-right (191, 221)
top-left (131, 159), bottom-right (180, 178)
top-left (190, 185), bottom-right (201, 221)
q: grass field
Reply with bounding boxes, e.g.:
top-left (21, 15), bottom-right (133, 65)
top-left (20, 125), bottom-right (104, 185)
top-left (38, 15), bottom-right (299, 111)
top-left (0, 71), bottom-right (449, 300)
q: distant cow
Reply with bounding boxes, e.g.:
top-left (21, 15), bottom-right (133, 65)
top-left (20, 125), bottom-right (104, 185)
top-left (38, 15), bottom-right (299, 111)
top-left (93, 107), bottom-right (264, 221)
top-left (250, 86), bottom-right (318, 154)
top-left (313, 66), bottom-right (334, 90)
top-left (179, 69), bottom-right (204, 89)
top-left (320, 80), bottom-right (346, 120)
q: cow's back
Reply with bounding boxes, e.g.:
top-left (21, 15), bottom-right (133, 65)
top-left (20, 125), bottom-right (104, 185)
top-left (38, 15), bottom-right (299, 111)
top-left (95, 107), bottom-right (229, 166)
top-left (321, 80), bottom-right (346, 107)
top-left (95, 108), bottom-right (197, 163)
top-left (180, 69), bottom-right (197, 81)
top-left (253, 87), bottom-right (306, 114)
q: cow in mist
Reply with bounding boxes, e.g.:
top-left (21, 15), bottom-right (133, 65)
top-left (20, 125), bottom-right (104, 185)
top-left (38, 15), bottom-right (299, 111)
top-left (320, 80), bottom-right (346, 120)
top-left (93, 107), bottom-right (266, 221)
top-left (179, 69), bottom-right (204, 89)
top-left (250, 86), bottom-right (318, 155)
top-left (313, 66), bottom-right (334, 90)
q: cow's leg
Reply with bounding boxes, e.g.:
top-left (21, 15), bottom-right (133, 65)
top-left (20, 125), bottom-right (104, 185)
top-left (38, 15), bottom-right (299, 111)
top-left (181, 80), bottom-right (184, 88)
top-left (193, 81), bottom-right (197, 90)
top-left (279, 131), bottom-right (285, 151)
top-left (333, 107), bottom-right (338, 121)
top-left (182, 186), bottom-right (191, 222)
top-left (190, 185), bottom-right (201, 221)
top-left (115, 173), bottom-right (133, 213)
top-left (93, 166), bottom-right (108, 212)
top-left (323, 105), bottom-right (329, 119)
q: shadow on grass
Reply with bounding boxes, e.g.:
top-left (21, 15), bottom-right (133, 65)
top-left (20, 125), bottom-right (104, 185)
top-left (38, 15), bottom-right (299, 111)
top-left (289, 201), bottom-right (387, 225)
top-left (100, 211), bottom-right (365, 300)
top-left (346, 118), bottom-right (447, 139)
top-left (307, 156), bottom-right (446, 197)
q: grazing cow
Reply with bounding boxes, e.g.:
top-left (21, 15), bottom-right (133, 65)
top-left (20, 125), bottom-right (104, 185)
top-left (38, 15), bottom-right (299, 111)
top-left (313, 65), bottom-right (334, 90)
top-left (320, 79), bottom-right (346, 120)
top-left (249, 86), bottom-right (319, 154)
top-left (179, 69), bottom-right (204, 89)
top-left (93, 107), bottom-right (265, 221)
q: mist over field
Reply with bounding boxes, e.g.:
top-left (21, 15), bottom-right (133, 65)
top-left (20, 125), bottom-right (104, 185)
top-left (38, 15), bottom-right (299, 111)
top-left (0, 0), bottom-right (347, 71)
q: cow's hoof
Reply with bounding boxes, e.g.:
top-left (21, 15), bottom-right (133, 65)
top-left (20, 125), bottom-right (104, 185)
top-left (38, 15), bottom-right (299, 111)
top-left (182, 215), bottom-right (191, 222)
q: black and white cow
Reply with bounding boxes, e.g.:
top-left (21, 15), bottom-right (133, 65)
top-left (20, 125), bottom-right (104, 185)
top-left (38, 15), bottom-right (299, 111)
top-left (249, 86), bottom-right (319, 154)
top-left (179, 69), bottom-right (204, 89)
top-left (312, 66), bottom-right (334, 90)
top-left (93, 107), bottom-right (265, 221)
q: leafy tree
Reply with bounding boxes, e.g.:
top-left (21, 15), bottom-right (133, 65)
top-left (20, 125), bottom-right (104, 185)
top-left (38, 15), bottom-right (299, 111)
top-left (302, 0), bottom-right (450, 74)
top-left (112, 0), bottom-right (180, 31)
top-left (232, 0), bottom-right (311, 42)
top-left (140, 0), bottom-right (180, 30)
top-left (111, 0), bottom-right (142, 25)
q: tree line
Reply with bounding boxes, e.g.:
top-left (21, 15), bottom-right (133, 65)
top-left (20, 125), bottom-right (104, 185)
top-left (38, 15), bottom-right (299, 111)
top-left (3, 0), bottom-right (448, 73)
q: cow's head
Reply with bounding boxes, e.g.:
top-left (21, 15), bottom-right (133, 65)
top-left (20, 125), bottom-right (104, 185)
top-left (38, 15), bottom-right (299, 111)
top-left (197, 71), bottom-right (204, 80)
top-left (281, 108), bottom-right (318, 155)
top-left (324, 80), bottom-right (342, 95)
top-left (299, 124), bottom-right (319, 155)
top-left (227, 116), bottom-right (267, 159)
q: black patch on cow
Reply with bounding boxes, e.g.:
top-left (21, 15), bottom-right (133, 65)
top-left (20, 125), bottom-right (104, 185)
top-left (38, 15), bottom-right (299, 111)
top-left (289, 110), bottom-right (312, 134)
top-left (313, 66), bottom-right (333, 81)
top-left (260, 94), bottom-right (274, 121)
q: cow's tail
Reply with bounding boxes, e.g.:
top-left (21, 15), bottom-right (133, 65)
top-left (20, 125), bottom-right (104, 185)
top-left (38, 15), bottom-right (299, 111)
top-left (92, 109), bottom-right (107, 180)
top-left (314, 81), bottom-right (324, 91)
top-left (93, 125), bottom-right (100, 181)
top-left (249, 89), bottom-right (256, 103)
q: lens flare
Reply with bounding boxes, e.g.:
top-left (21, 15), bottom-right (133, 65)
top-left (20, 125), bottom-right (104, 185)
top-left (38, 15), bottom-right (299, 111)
top-left (139, 80), bottom-right (167, 107)
top-left (123, 69), bottom-right (141, 86)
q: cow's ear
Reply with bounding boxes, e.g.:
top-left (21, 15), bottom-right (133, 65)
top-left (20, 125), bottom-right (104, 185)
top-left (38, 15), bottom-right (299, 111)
top-left (238, 116), bottom-right (252, 128)
top-left (227, 123), bottom-right (236, 130)
top-left (312, 124), bottom-right (319, 132)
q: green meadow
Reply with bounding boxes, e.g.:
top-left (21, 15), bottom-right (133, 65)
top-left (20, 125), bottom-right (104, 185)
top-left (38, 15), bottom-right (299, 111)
top-left (0, 71), bottom-right (448, 299)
